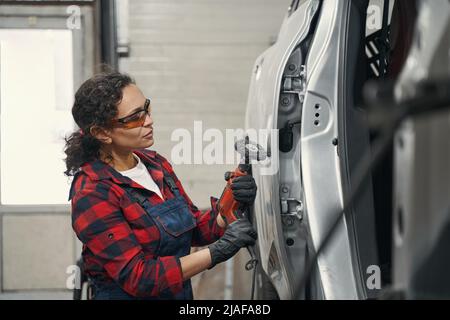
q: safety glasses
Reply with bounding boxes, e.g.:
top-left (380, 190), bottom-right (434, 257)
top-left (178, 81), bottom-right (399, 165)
top-left (111, 98), bottom-right (151, 129)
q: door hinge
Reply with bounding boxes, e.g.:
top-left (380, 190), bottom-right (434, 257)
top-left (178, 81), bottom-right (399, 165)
top-left (282, 64), bottom-right (306, 103)
top-left (280, 198), bottom-right (303, 226)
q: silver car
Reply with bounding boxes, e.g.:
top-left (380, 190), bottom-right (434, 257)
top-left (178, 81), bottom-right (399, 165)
top-left (245, 0), bottom-right (450, 300)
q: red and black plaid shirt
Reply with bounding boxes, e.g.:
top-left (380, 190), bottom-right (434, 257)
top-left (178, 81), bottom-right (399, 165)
top-left (69, 149), bottom-right (225, 298)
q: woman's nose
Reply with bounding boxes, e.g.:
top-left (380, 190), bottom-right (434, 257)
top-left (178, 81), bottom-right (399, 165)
top-left (144, 112), bottom-right (153, 127)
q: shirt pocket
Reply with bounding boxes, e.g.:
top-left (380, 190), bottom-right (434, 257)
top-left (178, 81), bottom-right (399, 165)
top-left (153, 205), bottom-right (196, 237)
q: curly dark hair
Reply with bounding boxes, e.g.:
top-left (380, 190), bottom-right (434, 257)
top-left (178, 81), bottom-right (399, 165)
top-left (64, 71), bottom-right (135, 176)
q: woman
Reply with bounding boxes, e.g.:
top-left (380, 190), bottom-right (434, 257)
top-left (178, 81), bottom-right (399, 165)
top-left (64, 71), bottom-right (258, 300)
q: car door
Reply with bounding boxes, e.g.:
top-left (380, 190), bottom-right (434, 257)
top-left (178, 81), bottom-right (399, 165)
top-left (245, 0), bottom-right (380, 299)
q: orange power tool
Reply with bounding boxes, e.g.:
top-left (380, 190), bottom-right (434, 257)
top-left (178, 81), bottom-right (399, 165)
top-left (217, 137), bottom-right (267, 225)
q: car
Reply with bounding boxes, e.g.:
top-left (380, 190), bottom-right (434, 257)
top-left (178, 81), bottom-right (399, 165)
top-left (244, 0), bottom-right (450, 300)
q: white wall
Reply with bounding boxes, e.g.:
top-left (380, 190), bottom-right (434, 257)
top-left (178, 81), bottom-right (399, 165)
top-left (125, 0), bottom-right (291, 208)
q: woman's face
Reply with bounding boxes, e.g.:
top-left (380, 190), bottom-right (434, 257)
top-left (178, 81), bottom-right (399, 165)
top-left (108, 84), bottom-right (154, 151)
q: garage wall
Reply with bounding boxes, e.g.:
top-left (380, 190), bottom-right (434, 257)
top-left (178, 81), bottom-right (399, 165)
top-left (125, 0), bottom-right (291, 208)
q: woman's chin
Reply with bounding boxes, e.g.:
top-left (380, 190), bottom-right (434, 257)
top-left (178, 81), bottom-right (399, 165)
top-left (142, 138), bottom-right (154, 148)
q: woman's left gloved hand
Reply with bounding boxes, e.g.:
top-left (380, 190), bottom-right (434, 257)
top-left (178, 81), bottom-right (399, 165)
top-left (230, 174), bottom-right (257, 205)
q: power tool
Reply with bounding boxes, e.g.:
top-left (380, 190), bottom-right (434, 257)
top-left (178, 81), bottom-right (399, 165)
top-left (217, 136), bottom-right (267, 225)
top-left (216, 136), bottom-right (267, 299)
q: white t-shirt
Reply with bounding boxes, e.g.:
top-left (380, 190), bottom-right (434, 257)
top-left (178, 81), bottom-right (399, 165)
top-left (118, 153), bottom-right (164, 200)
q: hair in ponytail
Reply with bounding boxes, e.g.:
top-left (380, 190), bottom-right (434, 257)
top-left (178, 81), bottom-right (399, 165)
top-left (64, 71), bottom-right (134, 176)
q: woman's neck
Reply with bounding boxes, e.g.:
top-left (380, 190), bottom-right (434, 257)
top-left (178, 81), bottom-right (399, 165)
top-left (100, 148), bottom-right (137, 171)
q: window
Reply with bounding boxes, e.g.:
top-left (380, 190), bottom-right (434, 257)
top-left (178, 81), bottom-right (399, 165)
top-left (0, 29), bottom-right (75, 205)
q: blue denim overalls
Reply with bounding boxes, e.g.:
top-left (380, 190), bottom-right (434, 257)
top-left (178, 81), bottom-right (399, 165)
top-left (92, 169), bottom-right (196, 300)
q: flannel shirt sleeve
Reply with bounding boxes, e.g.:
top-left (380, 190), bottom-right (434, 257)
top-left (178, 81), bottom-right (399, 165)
top-left (71, 183), bottom-right (184, 298)
top-left (189, 195), bottom-right (226, 247)
top-left (158, 155), bottom-right (226, 247)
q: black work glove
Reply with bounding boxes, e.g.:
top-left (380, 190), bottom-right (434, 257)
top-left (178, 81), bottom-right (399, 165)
top-left (230, 175), bottom-right (257, 205)
top-left (208, 219), bottom-right (257, 269)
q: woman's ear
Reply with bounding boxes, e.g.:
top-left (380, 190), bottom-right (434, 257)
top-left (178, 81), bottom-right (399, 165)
top-left (90, 125), bottom-right (113, 144)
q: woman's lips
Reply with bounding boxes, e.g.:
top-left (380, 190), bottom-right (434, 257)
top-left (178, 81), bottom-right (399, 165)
top-left (143, 130), bottom-right (153, 139)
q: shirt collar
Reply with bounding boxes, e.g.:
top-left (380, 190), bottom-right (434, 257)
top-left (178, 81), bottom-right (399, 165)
top-left (79, 149), bottom-right (164, 191)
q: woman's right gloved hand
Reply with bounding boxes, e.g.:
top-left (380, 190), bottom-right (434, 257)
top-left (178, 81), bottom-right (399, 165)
top-left (208, 219), bottom-right (257, 269)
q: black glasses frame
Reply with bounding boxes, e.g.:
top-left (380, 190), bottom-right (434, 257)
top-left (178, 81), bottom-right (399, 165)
top-left (111, 98), bottom-right (151, 127)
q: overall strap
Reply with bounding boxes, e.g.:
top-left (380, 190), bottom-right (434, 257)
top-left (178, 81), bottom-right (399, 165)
top-left (161, 167), bottom-right (181, 197)
top-left (121, 185), bottom-right (149, 207)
